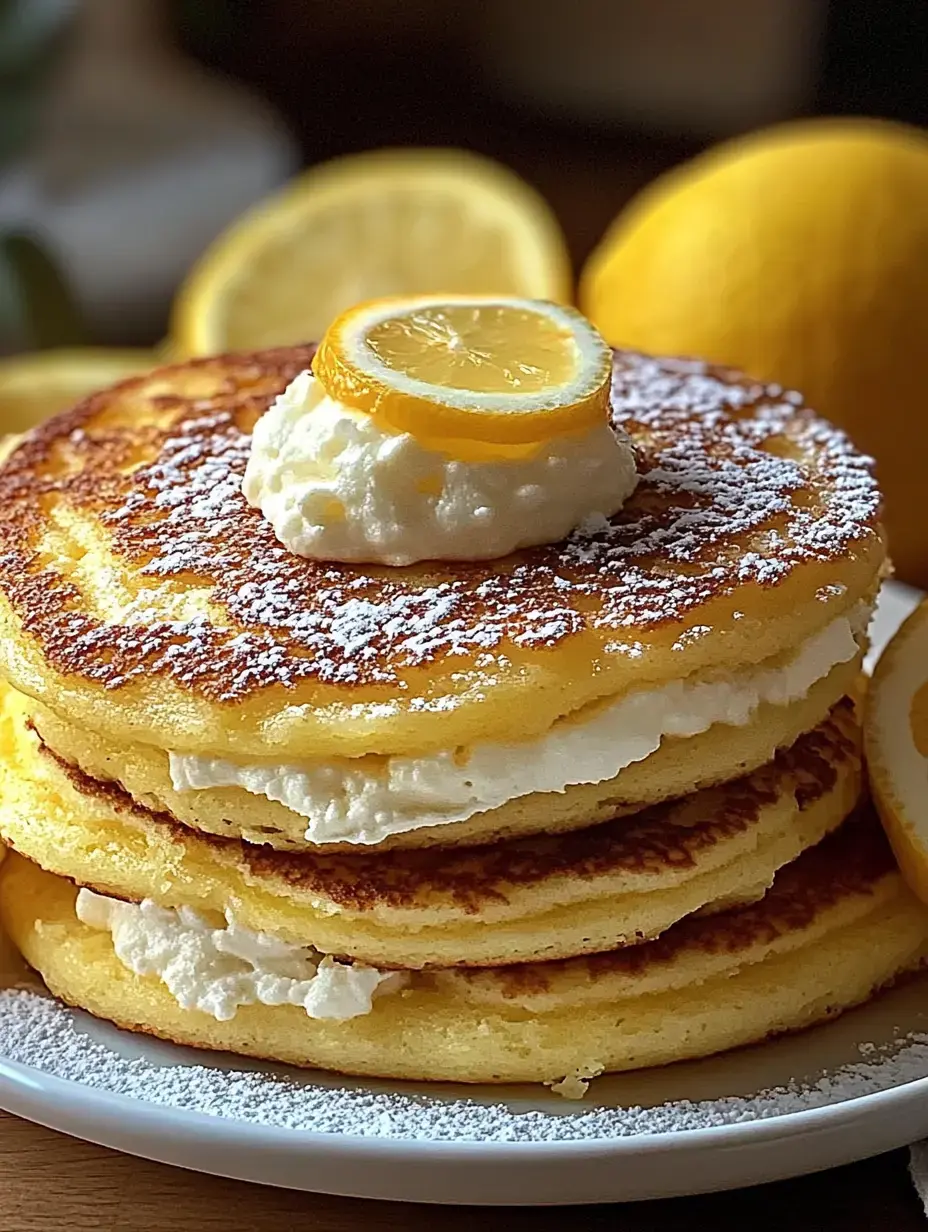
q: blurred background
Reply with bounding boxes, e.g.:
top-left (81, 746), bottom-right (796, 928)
top-left (2, 0), bottom-right (926, 350)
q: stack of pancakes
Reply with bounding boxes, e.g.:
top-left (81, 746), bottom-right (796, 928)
top-left (0, 346), bottom-right (925, 1088)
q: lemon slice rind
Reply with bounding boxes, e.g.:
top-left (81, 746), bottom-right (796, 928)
top-left (312, 295), bottom-right (613, 446)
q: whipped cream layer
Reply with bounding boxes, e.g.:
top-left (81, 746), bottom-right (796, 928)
top-left (170, 604), bottom-right (870, 847)
top-left (76, 889), bottom-right (403, 1022)
top-left (242, 370), bottom-right (638, 565)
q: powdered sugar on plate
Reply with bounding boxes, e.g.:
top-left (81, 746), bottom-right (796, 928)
top-left (2, 986), bottom-right (928, 1144)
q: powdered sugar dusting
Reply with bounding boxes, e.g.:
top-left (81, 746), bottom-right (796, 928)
top-left (0, 348), bottom-right (881, 701)
top-left (0, 988), bottom-right (926, 1144)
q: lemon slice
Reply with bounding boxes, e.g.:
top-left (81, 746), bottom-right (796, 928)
top-left (866, 599), bottom-right (928, 904)
top-left (171, 148), bottom-right (572, 357)
top-left (311, 294), bottom-right (613, 445)
top-left (0, 348), bottom-right (153, 433)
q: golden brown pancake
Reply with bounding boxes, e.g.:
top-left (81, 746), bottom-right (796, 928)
top-left (0, 343), bottom-right (894, 1089)
top-left (0, 675), bottom-right (863, 967)
top-left (26, 661), bottom-right (860, 851)
top-left (3, 812), bottom-right (925, 1085)
top-left (0, 347), bottom-right (883, 765)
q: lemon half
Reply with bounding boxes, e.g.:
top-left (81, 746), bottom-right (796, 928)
top-left (172, 148), bottom-right (572, 357)
top-left (0, 348), bottom-right (154, 433)
top-left (579, 117), bottom-right (928, 588)
top-left (312, 295), bottom-right (612, 447)
top-left (866, 599), bottom-right (928, 905)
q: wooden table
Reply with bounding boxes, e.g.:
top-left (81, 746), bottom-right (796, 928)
top-left (0, 1110), bottom-right (922, 1230)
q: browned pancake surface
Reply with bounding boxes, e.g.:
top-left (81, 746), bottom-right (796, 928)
top-left (474, 808), bottom-right (895, 998)
top-left (0, 348), bottom-right (880, 702)
top-left (34, 699), bottom-right (857, 917)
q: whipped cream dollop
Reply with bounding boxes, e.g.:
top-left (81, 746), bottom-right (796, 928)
top-left (242, 370), bottom-right (638, 565)
top-left (75, 889), bottom-right (404, 1022)
top-left (170, 605), bottom-right (870, 847)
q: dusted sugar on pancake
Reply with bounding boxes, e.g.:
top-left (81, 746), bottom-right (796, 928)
top-left (0, 348), bottom-right (882, 749)
top-left (0, 345), bottom-right (885, 851)
top-left (0, 333), bottom-right (903, 1094)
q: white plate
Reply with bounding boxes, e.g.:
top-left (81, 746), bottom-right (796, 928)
top-left (0, 579), bottom-right (924, 1207)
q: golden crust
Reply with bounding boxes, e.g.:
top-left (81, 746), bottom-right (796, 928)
top-left (0, 347), bottom-right (883, 759)
top-left (3, 811), bottom-right (925, 1084)
top-left (458, 809), bottom-right (898, 1004)
top-left (28, 655), bottom-right (862, 852)
top-left (0, 675), bottom-right (864, 967)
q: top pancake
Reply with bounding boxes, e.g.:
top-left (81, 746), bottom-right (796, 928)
top-left (0, 347), bottom-right (883, 759)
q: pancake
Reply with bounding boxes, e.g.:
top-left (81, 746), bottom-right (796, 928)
top-left (28, 660), bottom-right (861, 851)
top-left (3, 813), bottom-right (924, 1085)
top-left (0, 346), bottom-right (882, 771)
top-left (0, 679), bottom-right (863, 967)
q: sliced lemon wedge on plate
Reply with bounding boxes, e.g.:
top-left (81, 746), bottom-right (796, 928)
top-left (866, 598), bottom-right (928, 903)
top-left (0, 348), bottom-right (154, 433)
top-left (312, 294), bottom-right (613, 446)
top-left (171, 148), bottom-right (572, 357)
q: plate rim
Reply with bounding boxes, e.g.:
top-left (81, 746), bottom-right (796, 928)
top-left (3, 1044), bottom-right (928, 1161)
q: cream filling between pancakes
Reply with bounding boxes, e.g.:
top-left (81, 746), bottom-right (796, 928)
top-left (166, 603), bottom-right (871, 846)
top-left (75, 889), bottom-right (404, 1022)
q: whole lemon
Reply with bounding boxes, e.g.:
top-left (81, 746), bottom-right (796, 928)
top-left (581, 118), bottom-right (928, 588)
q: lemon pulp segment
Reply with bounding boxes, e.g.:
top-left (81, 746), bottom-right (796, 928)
top-left (866, 600), bottom-right (928, 906)
top-left (366, 302), bottom-right (577, 395)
